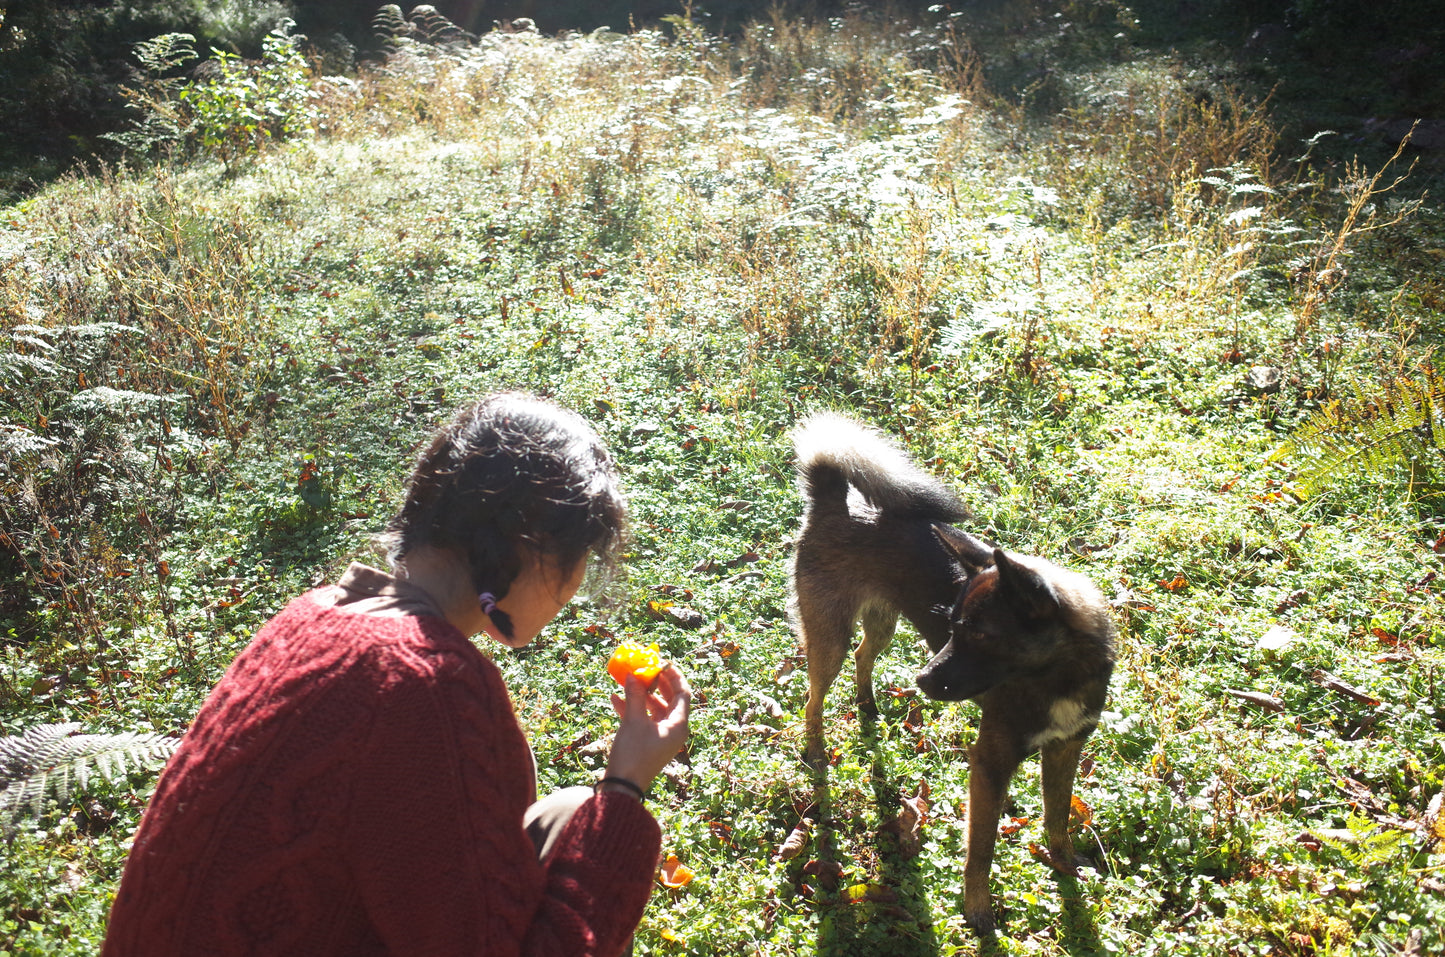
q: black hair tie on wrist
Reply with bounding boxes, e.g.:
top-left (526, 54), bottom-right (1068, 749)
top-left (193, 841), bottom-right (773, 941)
top-left (595, 776), bottom-right (647, 802)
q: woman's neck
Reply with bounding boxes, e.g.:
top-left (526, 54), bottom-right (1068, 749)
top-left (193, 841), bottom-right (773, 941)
top-left (392, 546), bottom-right (488, 637)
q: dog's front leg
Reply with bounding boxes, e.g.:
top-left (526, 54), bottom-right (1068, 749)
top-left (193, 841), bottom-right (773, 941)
top-left (1039, 734), bottom-right (1088, 875)
top-left (964, 727), bottom-right (1023, 932)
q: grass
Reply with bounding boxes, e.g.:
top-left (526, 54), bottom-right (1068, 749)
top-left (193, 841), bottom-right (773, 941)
top-left (2, 5), bottom-right (1444, 955)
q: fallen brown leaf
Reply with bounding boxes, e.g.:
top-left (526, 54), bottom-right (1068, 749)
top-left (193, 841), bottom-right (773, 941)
top-left (1311, 670), bottom-right (1381, 707)
top-left (776, 818), bottom-right (813, 861)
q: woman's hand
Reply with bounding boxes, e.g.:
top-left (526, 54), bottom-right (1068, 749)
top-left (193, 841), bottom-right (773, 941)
top-left (603, 664), bottom-right (691, 794)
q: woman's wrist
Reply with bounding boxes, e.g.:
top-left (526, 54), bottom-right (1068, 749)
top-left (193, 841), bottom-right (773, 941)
top-left (594, 775), bottom-right (647, 802)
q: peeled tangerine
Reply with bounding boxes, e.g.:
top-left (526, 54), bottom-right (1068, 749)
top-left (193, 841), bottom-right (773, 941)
top-left (607, 641), bottom-right (666, 688)
top-left (659, 854), bottom-right (695, 889)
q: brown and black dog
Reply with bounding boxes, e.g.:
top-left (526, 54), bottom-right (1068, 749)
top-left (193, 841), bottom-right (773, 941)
top-left (790, 411), bottom-right (1116, 931)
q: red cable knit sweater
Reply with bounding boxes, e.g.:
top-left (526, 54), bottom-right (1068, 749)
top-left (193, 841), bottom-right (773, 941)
top-left (101, 590), bottom-right (660, 957)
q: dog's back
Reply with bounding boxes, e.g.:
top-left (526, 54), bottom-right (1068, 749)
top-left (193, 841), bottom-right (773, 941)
top-left (792, 413), bottom-right (968, 639)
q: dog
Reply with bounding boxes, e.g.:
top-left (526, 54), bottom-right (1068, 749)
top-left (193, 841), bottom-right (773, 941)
top-left (790, 411), bottom-right (1116, 931)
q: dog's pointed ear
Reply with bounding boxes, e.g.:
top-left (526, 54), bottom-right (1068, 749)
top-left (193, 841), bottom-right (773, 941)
top-left (993, 549), bottom-right (1060, 618)
top-left (933, 524), bottom-right (994, 574)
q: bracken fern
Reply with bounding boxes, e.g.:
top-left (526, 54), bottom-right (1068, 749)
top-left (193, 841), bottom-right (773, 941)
top-left (1273, 367), bottom-right (1445, 495)
top-left (0, 723), bottom-right (179, 829)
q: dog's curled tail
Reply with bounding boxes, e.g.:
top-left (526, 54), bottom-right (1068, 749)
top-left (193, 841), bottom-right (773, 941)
top-left (792, 412), bottom-right (966, 519)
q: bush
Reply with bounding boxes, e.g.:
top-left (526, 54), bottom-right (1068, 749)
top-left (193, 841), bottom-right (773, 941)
top-left (0, 1), bottom-right (296, 197)
top-left (181, 21), bottom-right (317, 168)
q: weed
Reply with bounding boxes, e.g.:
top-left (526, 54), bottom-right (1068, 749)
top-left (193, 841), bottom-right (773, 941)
top-left (1274, 365), bottom-right (1445, 500)
top-left (1288, 135), bottom-right (1425, 345)
top-left (112, 20), bottom-right (316, 172)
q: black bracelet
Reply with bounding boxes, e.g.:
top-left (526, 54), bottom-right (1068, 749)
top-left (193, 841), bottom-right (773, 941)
top-left (595, 776), bottom-right (647, 802)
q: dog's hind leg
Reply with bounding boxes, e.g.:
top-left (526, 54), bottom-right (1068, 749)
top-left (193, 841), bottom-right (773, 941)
top-left (801, 602), bottom-right (855, 767)
top-left (963, 725), bottom-right (1025, 932)
top-left (1039, 733), bottom-right (1088, 875)
top-left (854, 605), bottom-right (898, 717)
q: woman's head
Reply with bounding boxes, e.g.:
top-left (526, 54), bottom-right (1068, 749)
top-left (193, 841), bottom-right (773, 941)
top-left (384, 392), bottom-right (626, 639)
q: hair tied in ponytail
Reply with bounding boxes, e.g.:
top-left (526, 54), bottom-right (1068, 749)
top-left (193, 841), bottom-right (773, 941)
top-left (478, 591), bottom-right (515, 639)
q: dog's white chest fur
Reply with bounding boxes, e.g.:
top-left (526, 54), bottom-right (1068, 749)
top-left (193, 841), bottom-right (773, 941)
top-left (1028, 697), bottom-right (1098, 750)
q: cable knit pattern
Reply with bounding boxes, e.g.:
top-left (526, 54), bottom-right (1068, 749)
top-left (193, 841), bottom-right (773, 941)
top-left (102, 593), bottom-right (660, 957)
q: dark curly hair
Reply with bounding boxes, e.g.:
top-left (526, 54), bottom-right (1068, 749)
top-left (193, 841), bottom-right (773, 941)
top-left (384, 392), bottom-right (626, 639)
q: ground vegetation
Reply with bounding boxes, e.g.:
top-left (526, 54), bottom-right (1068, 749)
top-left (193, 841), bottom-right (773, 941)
top-left (2, 3), bottom-right (1443, 954)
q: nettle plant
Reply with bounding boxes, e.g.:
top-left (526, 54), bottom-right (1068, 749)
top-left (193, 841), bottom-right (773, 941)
top-left (182, 20), bottom-right (317, 168)
top-left (115, 20), bottom-right (316, 170)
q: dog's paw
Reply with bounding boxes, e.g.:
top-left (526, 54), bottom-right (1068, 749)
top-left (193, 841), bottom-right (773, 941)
top-left (963, 884), bottom-right (997, 934)
top-left (1032, 844), bottom-right (1093, 879)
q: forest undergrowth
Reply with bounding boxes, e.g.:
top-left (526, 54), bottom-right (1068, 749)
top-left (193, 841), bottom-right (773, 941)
top-left (2, 4), bottom-right (1444, 955)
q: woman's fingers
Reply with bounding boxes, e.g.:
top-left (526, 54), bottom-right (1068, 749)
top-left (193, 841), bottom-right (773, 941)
top-left (612, 674), bottom-right (663, 717)
top-left (602, 666), bottom-right (692, 791)
top-left (616, 668), bottom-right (691, 728)
top-left (649, 666), bottom-right (689, 715)
top-left (653, 666), bottom-right (690, 727)
top-left (612, 667), bottom-right (689, 722)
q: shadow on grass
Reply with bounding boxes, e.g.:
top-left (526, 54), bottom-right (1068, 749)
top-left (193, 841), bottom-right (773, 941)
top-left (1056, 872), bottom-right (1104, 956)
top-left (971, 803), bottom-right (1107, 956)
top-left (806, 713), bottom-right (1107, 957)
top-left (808, 713), bottom-right (940, 957)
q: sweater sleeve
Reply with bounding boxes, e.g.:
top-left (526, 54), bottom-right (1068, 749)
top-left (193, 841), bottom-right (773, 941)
top-left (343, 637), bottom-right (660, 957)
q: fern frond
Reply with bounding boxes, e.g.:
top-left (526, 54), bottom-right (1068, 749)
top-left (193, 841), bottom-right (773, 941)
top-left (408, 4), bottom-right (466, 44)
top-left (133, 33), bottom-right (198, 75)
top-left (0, 723), bottom-right (180, 828)
top-left (1274, 368), bottom-right (1445, 495)
top-left (372, 5), bottom-right (408, 41)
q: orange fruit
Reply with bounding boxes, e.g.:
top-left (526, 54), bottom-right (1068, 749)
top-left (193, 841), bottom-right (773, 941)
top-left (607, 641), bottom-right (666, 688)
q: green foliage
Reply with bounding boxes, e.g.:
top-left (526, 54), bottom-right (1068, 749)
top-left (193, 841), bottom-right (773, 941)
top-left (1285, 0), bottom-right (1445, 110)
top-left (0, 723), bottom-right (178, 830)
top-left (133, 32), bottom-right (202, 75)
top-left (190, 0), bottom-right (294, 50)
top-left (1316, 813), bottom-right (1410, 871)
top-left (0, 0), bottom-right (295, 199)
top-left (102, 33), bottom-right (199, 155)
top-left (0, 321), bottom-right (194, 652)
top-left (1274, 368), bottom-right (1445, 497)
top-left (0, 165), bottom-right (271, 677)
top-left (3, 5), bottom-right (1445, 955)
top-left (178, 20), bottom-right (317, 169)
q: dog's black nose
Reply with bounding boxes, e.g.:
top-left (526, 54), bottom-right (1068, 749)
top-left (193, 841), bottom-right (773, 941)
top-left (915, 666), bottom-right (946, 699)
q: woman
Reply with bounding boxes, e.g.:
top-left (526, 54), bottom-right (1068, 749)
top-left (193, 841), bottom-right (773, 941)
top-left (102, 392), bottom-right (690, 957)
